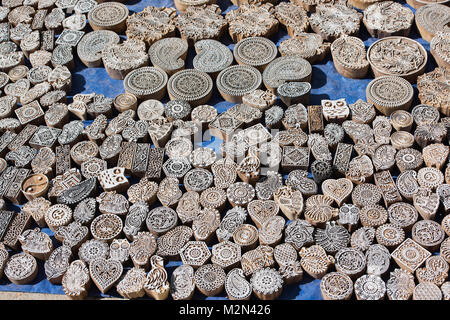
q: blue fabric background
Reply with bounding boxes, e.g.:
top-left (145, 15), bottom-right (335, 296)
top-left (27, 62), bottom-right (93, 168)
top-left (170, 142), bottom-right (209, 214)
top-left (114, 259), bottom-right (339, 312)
top-left (0, 0), bottom-right (437, 299)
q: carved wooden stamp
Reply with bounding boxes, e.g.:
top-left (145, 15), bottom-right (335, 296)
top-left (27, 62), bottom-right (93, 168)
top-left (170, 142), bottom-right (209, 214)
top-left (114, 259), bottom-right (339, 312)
top-left (126, 6), bottom-right (176, 47)
top-left (22, 197), bottom-right (50, 228)
top-left (78, 239), bottom-right (109, 265)
top-left (216, 65), bottom-right (262, 103)
top-left (156, 225), bottom-right (193, 260)
top-left (366, 76), bottom-right (413, 116)
top-left (55, 145), bottom-right (71, 176)
top-left (388, 202), bottom-right (418, 232)
top-left (431, 31), bottom-right (450, 70)
top-left (129, 231), bottom-right (157, 269)
top-left (90, 213), bottom-right (123, 243)
top-left (374, 170), bottom-right (402, 207)
top-left (29, 125), bottom-right (61, 149)
top-left (123, 66), bottom-right (168, 101)
top-left (391, 238), bottom-right (431, 273)
top-left (180, 241), bottom-right (211, 268)
top-left (194, 263), bottom-right (226, 297)
top-left (170, 264), bottom-right (195, 300)
top-left (386, 268), bottom-right (415, 300)
top-left (18, 227), bottom-right (53, 260)
top-left (116, 267), bottom-right (146, 299)
top-left (192, 208), bottom-right (220, 243)
top-left (366, 245), bottom-right (390, 275)
top-left (367, 37), bottom-right (427, 83)
top-left (44, 245), bottom-right (73, 284)
top-left (87, 2), bottom-right (128, 33)
top-left (309, 4), bottom-right (362, 42)
top-left (354, 274), bottom-right (386, 300)
top-left (331, 35), bottom-right (368, 79)
top-left (415, 4), bottom-right (450, 42)
top-left (89, 258), bottom-right (123, 294)
top-left (363, 2), bottom-right (414, 38)
top-left (4, 252), bottom-right (38, 285)
top-left (61, 260), bottom-right (91, 300)
top-left (412, 220), bottom-right (445, 252)
top-left (225, 3), bottom-right (278, 42)
top-left (299, 245), bottom-right (334, 279)
top-left (102, 39), bottom-right (148, 80)
top-left (21, 173), bottom-right (49, 202)
top-left (175, 5), bottom-right (227, 45)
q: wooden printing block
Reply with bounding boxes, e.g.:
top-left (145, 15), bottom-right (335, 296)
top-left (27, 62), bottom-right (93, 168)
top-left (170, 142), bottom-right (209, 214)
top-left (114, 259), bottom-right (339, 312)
top-left (7, 124), bottom-right (38, 151)
top-left (31, 9), bottom-right (47, 31)
top-left (374, 170), bottom-right (402, 207)
top-left (0, 210), bottom-right (14, 242)
top-left (21, 174), bottom-right (50, 201)
top-left (28, 126), bottom-right (62, 149)
top-left (333, 143), bottom-right (353, 176)
top-left (2, 212), bottom-right (33, 250)
top-left (15, 101), bottom-right (45, 126)
top-left (41, 30), bottom-right (55, 52)
top-left (0, 166), bottom-right (18, 198)
top-left (0, 131), bottom-right (17, 157)
top-left (131, 143), bottom-right (150, 177)
top-left (308, 105), bottom-right (324, 133)
top-left (146, 147), bottom-right (164, 180)
top-left (55, 145), bottom-right (71, 176)
top-left (208, 113), bottom-right (244, 141)
top-left (0, 23), bottom-right (9, 43)
top-left (117, 141), bottom-right (136, 175)
top-left (4, 168), bottom-right (29, 204)
top-left (281, 146), bottom-right (310, 171)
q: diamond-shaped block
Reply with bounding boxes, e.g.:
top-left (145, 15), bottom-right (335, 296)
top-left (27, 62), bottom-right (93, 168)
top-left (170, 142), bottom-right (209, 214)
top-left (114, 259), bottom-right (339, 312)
top-left (56, 29), bottom-right (85, 46)
top-left (391, 238), bottom-right (431, 273)
top-left (209, 114), bottom-right (243, 140)
top-left (281, 146), bottom-right (310, 171)
top-left (29, 126), bottom-right (62, 149)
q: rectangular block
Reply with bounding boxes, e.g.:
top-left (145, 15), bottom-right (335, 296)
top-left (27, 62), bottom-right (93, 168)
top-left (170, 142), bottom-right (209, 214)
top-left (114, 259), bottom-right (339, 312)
top-left (2, 212), bottom-right (32, 250)
top-left (4, 168), bottom-right (29, 204)
top-left (308, 105), bottom-right (324, 133)
top-left (146, 147), bottom-right (165, 180)
top-left (333, 143), bottom-right (353, 176)
top-left (117, 141), bottom-right (136, 173)
top-left (0, 210), bottom-right (14, 241)
top-left (55, 144), bottom-right (71, 175)
top-left (0, 131), bottom-right (17, 157)
top-left (131, 143), bottom-right (150, 177)
top-left (41, 30), bottom-right (54, 51)
top-left (0, 23), bottom-right (9, 43)
top-left (7, 124), bottom-right (38, 151)
top-left (15, 101), bottom-right (44, 126)
top-left (0, 166), bottom-right (18, 198)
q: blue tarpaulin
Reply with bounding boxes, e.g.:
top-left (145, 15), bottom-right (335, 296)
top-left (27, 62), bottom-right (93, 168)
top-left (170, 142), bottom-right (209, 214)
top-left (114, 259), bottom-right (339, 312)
top-left (0, 0), bottom-right (436, 299)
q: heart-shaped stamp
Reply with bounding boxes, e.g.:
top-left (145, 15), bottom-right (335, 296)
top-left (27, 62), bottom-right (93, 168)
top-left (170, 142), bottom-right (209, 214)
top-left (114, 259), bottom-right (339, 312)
top-left (89, 258), bottom-right (123, 293)
top-left (248, 199), bottom-right (279, 229)
top-left (322, 178), bottom-right (353, 206)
